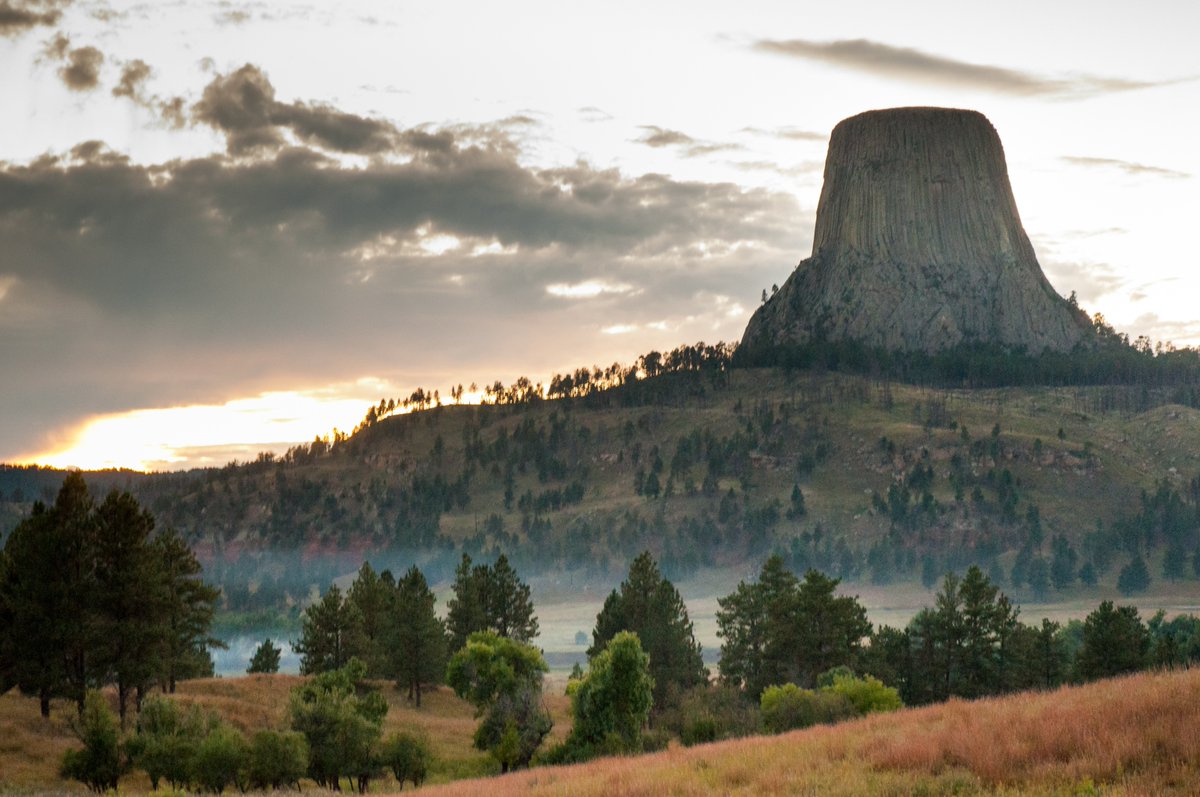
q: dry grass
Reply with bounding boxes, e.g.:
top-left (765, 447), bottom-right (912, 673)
top-left (0, 676), bottom-right (571, 793)
top-left (410, 668), bottom-right (1200, 797)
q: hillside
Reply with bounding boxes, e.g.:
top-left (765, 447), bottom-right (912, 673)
top-left (418, 667), bottom-right (1200, 797)
top-left (5, 367), bottom-right (1200, 609)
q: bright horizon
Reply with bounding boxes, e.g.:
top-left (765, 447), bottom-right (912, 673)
top-left (3, 0), bottom-right (1197, 471)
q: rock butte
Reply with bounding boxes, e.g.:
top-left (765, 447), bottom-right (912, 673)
top-left (742, 107), bottom-right (1092, 354)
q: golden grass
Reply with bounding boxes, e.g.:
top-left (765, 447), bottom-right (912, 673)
top-left (408, 668), bottom-right (1200, 797)
top-left (0, 676), bottom-right (571, 792)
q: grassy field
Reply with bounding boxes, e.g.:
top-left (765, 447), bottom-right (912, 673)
top-left (5, 668), bottom-right (1198, 795)
top-left (415, 667), bottom-right (1200, 797)
top-left (0, 675), bottom-right (572, 794)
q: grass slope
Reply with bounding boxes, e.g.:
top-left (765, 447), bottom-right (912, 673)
top-left (416, 667), bottom-right (1200, 797)
top-left (0, 676), bottom-right (572, 793)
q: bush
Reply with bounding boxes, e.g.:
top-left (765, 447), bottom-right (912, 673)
top-left (192, 724), bottom-right (248, 794)
top-left (379, 732), bottom-right (431, 789)
top-left (760, 683), bottom-right (854, 734)
top-left (246, 729), bottom-right (309, 790)
top-left (659, 684), bottom-right (760, 747)
top-left (824, 672), bottom-right (902, 715)
top-left (127, 695), bottom-right (213, 790)
top-left (60, 691), bottom-right (128, 793)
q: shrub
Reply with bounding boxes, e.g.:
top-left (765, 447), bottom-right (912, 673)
top-left (60, 691), bottom-right (128, 793)
top-left (824, 672), bottom-right (902, 715)
top-left (192, 724), bottom-right (248, 794)
top-left (659, 684), bottom-right (760, 747)
top-left (379, 732), bottom-right (432, 789)
top-left (127, 695), bottom-right (213, 790)
top-left (246, 729), bottom-right (309, 790)
top-left (760, 683), bottom-right (854, 734)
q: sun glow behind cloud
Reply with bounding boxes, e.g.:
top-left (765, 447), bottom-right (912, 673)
top-left (20, 381), bottom-right (397, 472)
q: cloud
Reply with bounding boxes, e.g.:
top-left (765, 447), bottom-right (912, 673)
top-left (112, 59), bottom-right (152, 101)
top-left (740, 126), bottom-right (825, 142)
top-left (193, 64), bottom-right (400, 155)
top-left (0, 0), bottom-right (66, 37)
top-left (754, 38), bottom-right (1177, 99)
top-left (545, 280), bottom-right (634, 299)
top-left (0, 90), bottom-right (801, 459)
top-left (635, 125), bottom-right (742, 158)
top-left (1061, 156), bottom-right (1190, 180)
top-left (578, 106), bottom-right (612, 123)
top-left (40, 33), bottom-right (104, 91)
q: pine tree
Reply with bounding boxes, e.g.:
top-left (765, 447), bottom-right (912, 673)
top-left (488, 555), bottom-right (539, 643)
top-left (390, 566), bottom-right (447, 707)
top-left (590, 551), bottom-right (706, 706)
top-left (93, 490), bottom-right (167, 724)
top-left (446, 554), bottom-right (489, 651)
top-left (247, 639), bottom-right (282, 674)
top-left (346, 562), bottom-right (391, 676)
top-left (1117, 554), bottom-right (1152, 596)
top-left (294, 584), bottom-right (365, 675)
top-left (154, 529), bottom-right (222, 692)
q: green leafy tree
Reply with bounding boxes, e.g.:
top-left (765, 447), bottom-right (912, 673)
top-left (564, 631), bottom-right (654, 757)
top-left (379, 732), bottom-right (431, 789)
top-left (247, 638), bottom-right (282, 674)
top-left (192, 723), bottom-right (248, 794)
top-left (289, 658), bottom-right (387, 790)
top-left (1075, 600), bottom-right (1150, 681)
top-left (294, 584), bottom-right (366, 675)
top-left (446, 631), bottom-right (552, 772)
top-left (126, 695), bottom-right (212, 790)
top-left (60, 690), bottom-right (128, 793)
top-left (590, 551), bottom-right (706, 706)
top-left (822, 670), bottom-right (901, 715)
top-left (390, 565), bottom-right (448, 706)
top-left (245, 730), bottom-right (308, 791)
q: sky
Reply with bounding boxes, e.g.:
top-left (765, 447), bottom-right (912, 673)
top-left (1, 0), bottom-right (1197, 471)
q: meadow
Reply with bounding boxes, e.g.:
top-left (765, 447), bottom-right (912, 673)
top-left (3, 667), bottom-right (1198, 794)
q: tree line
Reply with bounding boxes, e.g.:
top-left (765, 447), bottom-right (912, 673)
top-left (0, 473), bottom-right (220, 721)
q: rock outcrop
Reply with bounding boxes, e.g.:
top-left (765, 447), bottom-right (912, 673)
top-left (742, 107), bottom-right (1092, 354)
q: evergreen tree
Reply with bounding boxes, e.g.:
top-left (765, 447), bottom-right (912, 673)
top-left (93, 490), bottom-right (165, 724)
top-left (590, 551), bottom-right (706, 706)
top-left (1117, 554), bottom-right (1152, 595)
top-left (247, 639), bottom-right (282, 674)
top-left (390, 566), bottom-right (447, 707)
top-left (716, 554), bottom-right (797, 698)
top-left (1075, 600), bottom-right (1149, 680)
top-left (488, 554), bottom-right (539, 643)
top-left (154, 529), bottom-right (222, 692)
top-left (294, 584), bottom-right (365, 675)
top-left (0, 501), bottom-right (70, 717)
top-left (1049, 535), bottom-right (1077, 590)
top-left (446, 553), bottom-right (489, 651)
top-left (347, 562), bottom-right (391, 676)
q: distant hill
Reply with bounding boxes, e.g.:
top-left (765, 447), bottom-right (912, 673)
top-left (5, 364), bottom-right (1200, 609)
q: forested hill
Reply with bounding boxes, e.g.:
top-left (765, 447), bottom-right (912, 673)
top-left (5, 356), bottom-right (1200, 609)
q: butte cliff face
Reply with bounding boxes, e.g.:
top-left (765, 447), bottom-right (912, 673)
top-left (742, 107), bottom-right (1092, 354)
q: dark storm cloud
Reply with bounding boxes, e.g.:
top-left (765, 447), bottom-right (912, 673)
top-left (635, 126), bottom-right (742, 158)
top-left (1061, 156), bottom-right (1190, 180)
top-left (754, 38), bottom-right (1174, 98)
top-left (192, 64), bottom-right (399, 155)
top-left (0, 105), bottom-right (801, 457)
top-left (0, 0), bottom-right (65, 37)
